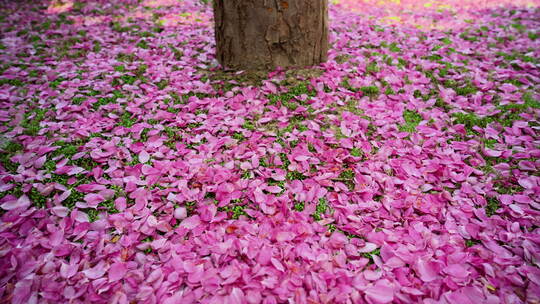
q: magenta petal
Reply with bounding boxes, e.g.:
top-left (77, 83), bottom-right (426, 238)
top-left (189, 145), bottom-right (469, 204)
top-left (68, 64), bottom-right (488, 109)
top-left (187, 264), bottom-right (204, 283)
top-left (358, 242), bottom-right (378, 253)
top-left (138, 150), bottom-right (150, 163)
top-left (518, 177), bottom-right (535, 189)
top-left (51, 206), bottom-right (69, 217)
top-left (34, 155), bottom-right (46, 168)
top-left (3, 2), bottom-right (540, 303)
top-left (228, 287), bottom-right (245, 304)
top-left (275, 231), bottom-right (294, 242)
top-left (270, 258), bottom-right (285, 272)
top-left (109, 262), bottom-right (127, 282)
top-left (294, 155), bottom-right (310, 162)
top-left (1, 195), bottom-right (30, 210)
top-left (60, 263), bottom-right (78, 279)
top-left (526, 267), bottom-right (540, 285)
top-left (84, 193), bottom-right (104, 208)
top-left (180, 215), bottom-right (201, 229)
top-left (401, 287), bottom-right (424, 296)
top-left (364, 280), bottom-right (394, 303)
top-left (483, 148), bottom-right (502, 157)
top-left (83, 262), bottom-right (108, 280)
top-left (12, 279), bottom-right (32, 304)
top-left (174, 207), bottom-right (187, 219)
top-left (443, 264), bottom-right (470, 278)
top-left (257, 246), bottom-right (272, 265)
top-left (246, 290), bottom-right (262, 304)
top-left (416, 257), bottom-right (439, 282)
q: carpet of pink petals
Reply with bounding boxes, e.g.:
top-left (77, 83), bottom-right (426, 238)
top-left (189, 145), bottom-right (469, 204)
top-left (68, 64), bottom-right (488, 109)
top-left (0, 0), bottom-right (539, 303)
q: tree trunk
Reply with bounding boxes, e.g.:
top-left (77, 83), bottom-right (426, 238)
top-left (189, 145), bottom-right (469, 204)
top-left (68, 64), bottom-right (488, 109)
top-left (213, 0), bottom-right (329, 71)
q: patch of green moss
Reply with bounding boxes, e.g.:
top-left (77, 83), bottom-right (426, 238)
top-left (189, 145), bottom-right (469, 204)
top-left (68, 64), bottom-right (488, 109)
top-left (21, 108), bottom-right (47, 136)
top-left (312, 197), bottom-right (329, 221)
top-left (156, 79), bottom-right (169, 90)
top-left (459, 31), bottom-right (479, 42)
top-left (360, 86), bottom-right (380, 97)
top-left (118, 111), bottom-right (136, 127)
top-left (465, 238), bottom-right (481, 247)
top-left (388, 42), bottom-right (401, 53)
top-left (365, 61), bottom-right (380, 74)
top-left (293, 201), bottom-right (305, 212)
top-left (493, 181), bottom-right (525, 195)
top-left (218, 199), bottom-right (248, 219)
top-left (0, 141), bottom-right (24, 173)
top-left (485, 196), bottom-right (501, 217)
top-left (339, 169), bottom-right (355, 180)
top-left (232, 132), bottom-right (245, 142)
top-left (242, 120), bottom-right (256, 131)
top-left (116, 52), bottom-right (137, 62)
top-left (510, 23), bottom-right (526, 32)
top-left (267, 82), bottom-right (313, 110)
top-left (286, 170), bottom-right (307, 181)
top-left (338, 169), bottom-right (356, 190)
top-left (62, 189), bottom-right (85, 209)
top-left (136, 40), bottom-right (149, 49)
top-left (350, 148), bottom-right (362, 157)
top-left (111, 21), bottom-right (131, 33)
top-left (451, 112), bottom-right (493, 134)
top-left (398, 110), bottom-right (423, 133)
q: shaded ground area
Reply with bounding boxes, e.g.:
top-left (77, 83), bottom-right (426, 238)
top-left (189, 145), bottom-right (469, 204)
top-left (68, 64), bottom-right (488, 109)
top-left (0, 0), bottom-right (539, 303)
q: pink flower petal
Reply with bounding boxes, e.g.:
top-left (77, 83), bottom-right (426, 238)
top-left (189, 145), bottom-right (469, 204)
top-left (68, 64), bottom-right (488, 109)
top-left (270, 258), bottom-right (285, 272)
top-left (365, 280), bottom-right (394, 303)
top-left (483, 149), bottom-right (502, 157)
top-left (443, 264), bottom-right (470, 278)
top-left (180, 215), bottom-right (201, 229)
top-left (34, 155), bottom-right (46, 168)
top-left (1, 195), bottom-right (30, 210)
top-left (174, 207), bottom-right (187, 219)
top-left (518, 177), bottom-right (535, 189)
top-left (12, 279), bottom-right (32, 304)
top-left (276, 231), bottom-right (294, 242)
top-left (109, 262), bottom-right (127, 282)
top-left (294, 155), bottom-right (310, 162)
top-left (83, 262), bottom-right (108, 280)
top-left (138, 150), bottom-right (150, 163)
top-left (358, 242), bottom-right (378, 253)
top-left (415, 257), bottom-right (439, 282)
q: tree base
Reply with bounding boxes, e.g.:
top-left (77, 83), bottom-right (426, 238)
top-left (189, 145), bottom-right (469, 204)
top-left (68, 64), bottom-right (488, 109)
top-left (213, 0), bottom-right (329, 71)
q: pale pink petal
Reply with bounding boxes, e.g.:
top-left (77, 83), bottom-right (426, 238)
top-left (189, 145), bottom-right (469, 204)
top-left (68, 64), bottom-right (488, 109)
top-left (174, 207), bottom-right (187, 219)
top-left (294, 155), bottom-right (310, 162)
top-left (365, 280), bottom-right (394, 303)
top-left (518, 177), bottom-right (535, 189)
top-left (138, 150), bottom-right (150, 163)
top-left (416, 257), bottom-right (439, 282)
top-left (83, 262), bottom-right (108, 279)
top-left (34, 155), bottom-right (46, 168)
top-left (276, 231), bottom-right (294, 242)
top-left (228, 287), bottom-right (245, 304)
top-left (180, 215), bottom-right (201, 229)
top-left (109, 262), bottom-right (127, 282)
top-left (443, 264), bottom-right (470, 278)
top-left (483, 149), bottom-right (502, 157)
top-left (358, 242), bottom-right (378, 253)
top-left (270, 258), bottom-right (285, 272)
top-left (1, 195), bottom-right (30, 210)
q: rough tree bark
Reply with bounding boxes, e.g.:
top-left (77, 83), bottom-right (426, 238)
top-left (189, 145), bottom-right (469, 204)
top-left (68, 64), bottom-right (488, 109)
top-left (213, 0), bottom-right (329, 71)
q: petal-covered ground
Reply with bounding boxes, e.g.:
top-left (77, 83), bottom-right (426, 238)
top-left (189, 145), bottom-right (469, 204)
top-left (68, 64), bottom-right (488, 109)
top-left (1, 0), bottom-right (539, 303)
